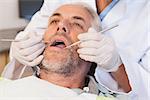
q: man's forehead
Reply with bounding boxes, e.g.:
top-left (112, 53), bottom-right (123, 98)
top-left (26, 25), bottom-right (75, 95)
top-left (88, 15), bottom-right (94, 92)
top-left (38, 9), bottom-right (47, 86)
top-left (51, 4), bottom-right (92, 19)
top-left (55, 4), bottom-right (85, 12)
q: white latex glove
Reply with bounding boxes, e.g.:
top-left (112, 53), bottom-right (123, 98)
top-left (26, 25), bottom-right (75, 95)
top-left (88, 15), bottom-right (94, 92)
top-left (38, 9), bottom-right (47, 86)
top-left (11, 32), bottom-right (45, 67)
top-left (77, 28), bottom-right (122, 72)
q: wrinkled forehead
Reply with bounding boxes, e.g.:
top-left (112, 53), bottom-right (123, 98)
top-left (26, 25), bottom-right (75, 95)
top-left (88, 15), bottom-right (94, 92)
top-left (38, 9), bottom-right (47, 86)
top-left (51, 4), bottom-right (93, 24)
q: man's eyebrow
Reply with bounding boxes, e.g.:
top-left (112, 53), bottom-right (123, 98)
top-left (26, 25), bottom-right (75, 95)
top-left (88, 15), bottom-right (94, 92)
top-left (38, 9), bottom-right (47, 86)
top-left (51, 13), bottom-right (61, 17)
top-left (72, 16), bottom-right (85, 23)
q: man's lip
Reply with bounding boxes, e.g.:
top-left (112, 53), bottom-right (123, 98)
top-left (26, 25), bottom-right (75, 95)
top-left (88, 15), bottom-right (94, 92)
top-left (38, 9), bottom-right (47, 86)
top-left (47, 46), bottom-right (65, 50)
top-left (50, 42), bottom-right (66, 49)
top-left (47, 36), bottom-right (69, 49)
top-left (51, 40), bottom-right (65, 46)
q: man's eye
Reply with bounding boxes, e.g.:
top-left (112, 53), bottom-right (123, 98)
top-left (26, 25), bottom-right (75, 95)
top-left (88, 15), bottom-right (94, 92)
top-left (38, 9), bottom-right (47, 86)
top-left (50, 20), bottom-right (59, 25)
top-left (72, 23), bottom-right (83, 29)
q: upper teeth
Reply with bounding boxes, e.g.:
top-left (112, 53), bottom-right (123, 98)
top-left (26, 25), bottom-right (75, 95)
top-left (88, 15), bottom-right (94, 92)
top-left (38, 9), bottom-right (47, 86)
top-left (51, 40), bottom-right (65, 46)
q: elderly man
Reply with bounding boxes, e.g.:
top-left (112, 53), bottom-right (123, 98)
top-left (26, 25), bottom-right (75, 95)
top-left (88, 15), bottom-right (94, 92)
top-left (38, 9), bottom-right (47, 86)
top-left (0, 3), bottom-right (116, 100)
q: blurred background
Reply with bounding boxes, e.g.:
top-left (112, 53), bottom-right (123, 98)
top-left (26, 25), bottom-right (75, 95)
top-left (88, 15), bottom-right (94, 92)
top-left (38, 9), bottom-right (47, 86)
top-left (0, 0), bottom-right (43, 75)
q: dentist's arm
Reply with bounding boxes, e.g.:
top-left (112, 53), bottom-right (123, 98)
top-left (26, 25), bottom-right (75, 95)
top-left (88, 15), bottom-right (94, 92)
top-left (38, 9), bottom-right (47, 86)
top-left (110, 64), bottom-right (131, 92)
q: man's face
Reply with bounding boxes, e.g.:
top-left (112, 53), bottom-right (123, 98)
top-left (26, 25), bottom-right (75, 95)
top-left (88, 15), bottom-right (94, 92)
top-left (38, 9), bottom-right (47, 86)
top-left (42, 5), bottom-right (93, 75)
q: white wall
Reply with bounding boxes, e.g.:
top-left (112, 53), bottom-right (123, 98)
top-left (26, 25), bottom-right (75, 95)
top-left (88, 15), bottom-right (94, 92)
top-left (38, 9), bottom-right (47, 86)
top-left (0, 0), bottom-right (28, 52)
top-left (0, 0), bottom-right (28, 30)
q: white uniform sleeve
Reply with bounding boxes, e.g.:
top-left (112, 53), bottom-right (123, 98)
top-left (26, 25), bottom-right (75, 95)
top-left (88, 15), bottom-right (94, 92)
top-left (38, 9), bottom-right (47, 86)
top-left (95, 0), bottom-right (150, 99)
top-left (95, 67), bottom-right (125, 93)
top-left (139, 48), bottom-right (150, 73)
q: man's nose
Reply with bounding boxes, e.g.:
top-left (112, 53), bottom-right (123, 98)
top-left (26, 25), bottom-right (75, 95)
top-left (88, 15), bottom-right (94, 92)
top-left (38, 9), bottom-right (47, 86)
top-left (56, 21), bottom-right (69, 34)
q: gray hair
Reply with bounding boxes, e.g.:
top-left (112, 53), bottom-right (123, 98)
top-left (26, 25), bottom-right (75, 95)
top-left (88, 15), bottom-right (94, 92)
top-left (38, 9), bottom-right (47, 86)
top-left (66, 2), bottom-right (102, 32)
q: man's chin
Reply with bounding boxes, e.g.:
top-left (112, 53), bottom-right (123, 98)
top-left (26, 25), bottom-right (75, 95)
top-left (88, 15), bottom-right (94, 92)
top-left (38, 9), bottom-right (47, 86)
top-left (46, 45), bottom-right (68, 53)
top-left (41, 54), bottom-right (73, 74)
top-left (43, 50), bottom-right (70, 63)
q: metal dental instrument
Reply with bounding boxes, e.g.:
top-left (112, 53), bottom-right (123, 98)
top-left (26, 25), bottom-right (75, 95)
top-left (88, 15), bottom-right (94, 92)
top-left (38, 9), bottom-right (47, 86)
top-left (65, 24), bottom-right (119, 49)
top-left (0, 39), bottom-right (50, 44)
top-left (65, 41), bottom-right (82, 49)
top-left (0, 39), bottom-right (20, 42)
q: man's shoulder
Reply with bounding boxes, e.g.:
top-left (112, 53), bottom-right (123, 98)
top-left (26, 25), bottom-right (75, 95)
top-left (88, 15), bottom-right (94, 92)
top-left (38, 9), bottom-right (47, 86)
top-left (0, 76), bottom-right (40, 90)
top-left (0, 76), bottom-right (46, 97)
top-left (2, 76), bottom-right (41, 87)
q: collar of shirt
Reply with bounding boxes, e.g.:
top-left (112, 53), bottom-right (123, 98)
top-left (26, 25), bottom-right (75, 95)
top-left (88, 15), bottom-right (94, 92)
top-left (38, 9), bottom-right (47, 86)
top-left (99, 0), bottom-right (120, 21)
top-left (71, 75), bottom-right (99, 95)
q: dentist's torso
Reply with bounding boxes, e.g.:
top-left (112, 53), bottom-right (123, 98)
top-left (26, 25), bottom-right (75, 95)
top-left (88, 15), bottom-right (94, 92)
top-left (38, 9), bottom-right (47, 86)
top-left (96, 0), bottom-right (149, 99)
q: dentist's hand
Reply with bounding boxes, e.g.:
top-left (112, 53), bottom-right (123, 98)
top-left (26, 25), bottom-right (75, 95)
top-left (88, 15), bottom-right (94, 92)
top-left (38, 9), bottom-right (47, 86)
top-left (11, 32), bottom-right (45, 67)
top-left (77, 28), bottom-right (122, 72)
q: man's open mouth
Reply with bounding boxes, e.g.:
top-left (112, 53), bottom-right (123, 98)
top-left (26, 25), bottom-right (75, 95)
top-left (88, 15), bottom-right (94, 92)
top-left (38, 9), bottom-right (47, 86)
top-left (50, 40), bottom-right (66, 48)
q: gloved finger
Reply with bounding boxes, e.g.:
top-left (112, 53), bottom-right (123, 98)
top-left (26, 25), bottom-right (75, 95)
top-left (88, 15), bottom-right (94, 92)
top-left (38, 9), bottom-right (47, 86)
top-left (97, 54), bottom-right (111, 66)
top-left (15, 31), bottom-right (30, 41)
top-left (16, 55), bottom-right (44, 67)
top-left (79, 54), bottom-right (97, 62)
top-left (18, 35), bottom-right (43, 49)
top-left (97, 41), bottom-right (115, 56)
top-left (14, 47), bottom-right (44, 66)
top-left (79, 53), bottom-right (112, 65)
top-left (11, 42), bottom-right (24, 60)
top-left (78, 28), bottom-right (103, 41)
top-left (77, 48), bottom-right (98, 56)
top-left (19, 42), bottom-right (45, 56)
top-left (78, 32), bottom-right (103, 41)
top-left (101, 36), bottom-right (115, 47)
top-left (24, 46), bottom-right (45, 61)
top-left (28, 32), bottom-right (43, 38)
top-left (28, 55), bottom-right (44, 66)
top-left (88, 27), bottom-right (97, 32)
top-left (95, 44), bottom-right (111, 55)
top-left (78, 40), bottom-right (101, 48)
top-left (28, 32), bottom-right (37, 37)
top-left (16, 46), bottom-right (45, 62)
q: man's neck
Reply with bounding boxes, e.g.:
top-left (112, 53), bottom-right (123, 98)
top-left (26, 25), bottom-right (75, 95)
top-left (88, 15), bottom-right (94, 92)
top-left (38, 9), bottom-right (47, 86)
top-left (39, 68), bottom-right (87, 89)
top-left (96, 0), bottom-right (112, 14)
